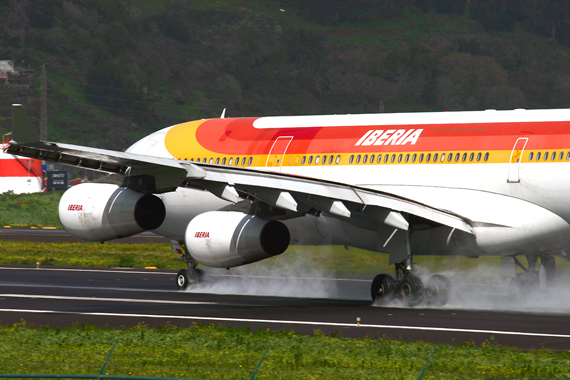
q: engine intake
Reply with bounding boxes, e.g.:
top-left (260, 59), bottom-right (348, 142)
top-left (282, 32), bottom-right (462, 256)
top-left (59, 183), bottom-right (165, 241)
top-left (185, 211), bottom-right (290, 268)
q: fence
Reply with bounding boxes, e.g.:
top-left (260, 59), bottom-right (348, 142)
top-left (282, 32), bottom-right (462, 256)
top-left (0, 326), bottom-right (568, 379)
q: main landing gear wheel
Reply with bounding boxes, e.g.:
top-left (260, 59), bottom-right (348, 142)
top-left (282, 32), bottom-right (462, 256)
top-left (176, 268), bottom-right (205, 290)
top-left (425, 274), bottom-right (451, 306)
top-left (371, 274), bottom-right (396, 305)
top-left (398, 273), bottom-right (424, 307)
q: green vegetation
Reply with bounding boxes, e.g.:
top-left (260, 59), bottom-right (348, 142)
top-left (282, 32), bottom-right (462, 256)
top-left (1, 322), bottom-right (569, 379)
top-left (2, 1), bottom-right (570, 149)
top-left (0, 191), bottom-right (63, 228)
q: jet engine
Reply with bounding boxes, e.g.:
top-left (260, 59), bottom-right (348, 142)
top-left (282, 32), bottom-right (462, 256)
top-left (185, 211), bottom-right (290, 268)
top-left (59, 183), bottom-right (166, 241)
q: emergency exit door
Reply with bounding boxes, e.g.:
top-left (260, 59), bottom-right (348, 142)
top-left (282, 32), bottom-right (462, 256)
top-left (265, 136), bottom-right (293, 172)
top-left (507, 137), bottom-right (528, 183)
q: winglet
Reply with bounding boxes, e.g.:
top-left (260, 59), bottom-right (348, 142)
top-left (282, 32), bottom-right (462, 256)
top-left (11, 104), bottom-right (40, 143)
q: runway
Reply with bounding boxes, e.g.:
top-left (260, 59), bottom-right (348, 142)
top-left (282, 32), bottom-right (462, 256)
top-left (1, 266), bottom-right (570, 350)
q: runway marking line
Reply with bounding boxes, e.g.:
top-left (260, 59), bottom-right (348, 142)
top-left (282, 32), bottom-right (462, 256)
top-left (0, 294), bottom-right (220, 306)
top-left (0, 308), bottom-right (569, 339)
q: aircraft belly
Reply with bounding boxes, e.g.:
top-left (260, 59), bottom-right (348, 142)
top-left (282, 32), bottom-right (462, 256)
top-left (371, 185), bottom-right (570, 256)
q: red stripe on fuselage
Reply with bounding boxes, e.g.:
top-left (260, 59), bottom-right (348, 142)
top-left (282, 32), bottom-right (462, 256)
top-left (194, 119), bottom-right (570, 156)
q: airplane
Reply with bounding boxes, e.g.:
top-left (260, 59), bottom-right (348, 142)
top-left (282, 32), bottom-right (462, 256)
top-left (6, 104), bottom-right (570, 306)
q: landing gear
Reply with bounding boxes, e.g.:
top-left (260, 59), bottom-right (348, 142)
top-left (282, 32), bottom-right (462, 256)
top-left (371, 226), bottom-right (451, 306)
top-left (398, 273), bottom-right (424, 307)
top-left (371, 266), bottom-right (451, 307)
top-left (176, 268), bottom-right (205, 290)
top-left (371, 274), bottom-right (396, 305)
top-left (508, 254), bottom-right (556, 297)
top-left (425, 274), bottom-right (451, 306)
top-left (174, 241), bottom-right (204, 290)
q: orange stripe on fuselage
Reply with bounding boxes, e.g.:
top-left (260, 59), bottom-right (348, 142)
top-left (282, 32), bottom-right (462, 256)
top-left (165, 118), bottom-right (570, 158)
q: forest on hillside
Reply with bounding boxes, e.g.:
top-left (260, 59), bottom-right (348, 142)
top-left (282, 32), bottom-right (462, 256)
top-left (1, 0), bottom-right (570, 150)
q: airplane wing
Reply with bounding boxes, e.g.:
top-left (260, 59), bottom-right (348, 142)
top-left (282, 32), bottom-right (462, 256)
top-left (6, 105), bottom-right (473, 238)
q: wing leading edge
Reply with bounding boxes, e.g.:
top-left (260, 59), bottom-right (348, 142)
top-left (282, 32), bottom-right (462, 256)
top-left (6, 104), bottom-right (474, 237)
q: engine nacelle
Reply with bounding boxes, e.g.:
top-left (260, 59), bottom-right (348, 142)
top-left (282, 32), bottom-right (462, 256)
top-left (185, 211), bottom-right (290, 268)
top-left (59, 183), bottom-right (166, 242)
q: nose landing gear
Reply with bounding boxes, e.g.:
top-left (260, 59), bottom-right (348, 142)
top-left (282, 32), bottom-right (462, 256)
top-left (173, 240), bottom-right (205, 290)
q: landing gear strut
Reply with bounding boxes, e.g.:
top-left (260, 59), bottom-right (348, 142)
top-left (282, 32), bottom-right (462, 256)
top-left (371, 227), bottom-right (451, 306)
top-left (371, 262), bottom-right (451, 307)
top-left (175, 242), bottom-right (204, 290)
top-left (509, 254), bottom-right (556, 295)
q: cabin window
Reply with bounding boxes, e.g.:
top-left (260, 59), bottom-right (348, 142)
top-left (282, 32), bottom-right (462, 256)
top-left (309, 156), bottom-right (313, 164)
top-left (448, 153), bottom-right (453, 162)
top-left (552, 152), bottom-right (557, 161)
top-left (315, 156), bottom-right (320, 164)
top-left (203, 158), bottom-right (207, 162)
top-left (349, 155), bottom-right (354, 164)
top-left (328, 155), bottom-right (334, 164)
top-left (405, 154), bottom-right (410, 163)
top-left (356, 155), bottom-right (361, 164)
top-left (567, 152), bottom-right (570, 160)
top-left (363, 155), bottom-right (367, 164)
top-left (377, 154), bottom-right (382, 163)
top-left (196, 158), bottom-right (200, 163)
top-left (222, 157), bottom-right (227, 165)
top-left (294, 156), bottom-right (300, 165)
top-left (477, 152), bottom-right (482, 162)
top-left (322, 155), bottom-right (327, 164)
top-left (214, 157), bottom-right (219, 164)
top-left (228, 158), bottom-right (233, 165)
top-left (241, 157), bottom-right (246, 166)
top-left (391, 154), bottom-right (396, 163)
top-left (462, 153), bottom-right (467, 162)
top-left (398, 154), bottom-right (403, 163)
top-left (234, 157), bottom-right (239, 166)
top-left (559, 152), bottom-right (564, 160)
top-left (433, 153), bottom-right (438, 162)
top-left (419, 153), bottom-right (424, 163)
top-left (441, 153), bottom-right (445, 162)
top-left (544, 151), bottom-right (549, 161)
top-left (469, 153), bottom-right (474, 162)
top-left (248, 157), bottom-right (252, 165)
top-left (301, 156), bottom-right (306, 164)
top-left (484, 152), bottom-right (489, 162)
top-left (536, 152), bottom-right (541, 161)
top-left (455, 153), bottom-right (460, 162)
top-left (528, 152), bottom-right (534, 161)
top-left (384, 154), bottom-right (389, 163)
top-left (412, 153), bottom-right (417, 163)
top-left (426, 153), bottom-right (431, 162)
top-left (370, 154), bottom-right (375, 163)
top-left (335, 155), bottom-right (340, 164)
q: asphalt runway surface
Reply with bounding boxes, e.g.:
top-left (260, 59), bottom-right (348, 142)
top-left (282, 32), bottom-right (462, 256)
top-left (0, 228), bottom-right (170, 244)
top-left (1, 266), bottom-right (570, 350)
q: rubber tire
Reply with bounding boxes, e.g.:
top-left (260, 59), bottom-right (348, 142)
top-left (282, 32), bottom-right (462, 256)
top-left (195, 268), bottom-right (205, 282)
top-left (398, 273), bottom-right (424, 307)
top-left (371, 274), bottom-right (396, 305)
top-left (425, 274), bottom-right (451, 306)
top-left (176, 269), bottom-right (190, 290)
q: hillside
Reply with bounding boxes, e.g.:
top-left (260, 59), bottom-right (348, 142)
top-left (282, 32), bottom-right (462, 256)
top-left (1, 0), bottom-right (570, 151)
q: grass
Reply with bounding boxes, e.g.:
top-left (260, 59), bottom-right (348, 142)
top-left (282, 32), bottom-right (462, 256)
top-left (0, 322), bottom-right (569, 379)
top-left (0, 191), bottom-right (63, 228)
